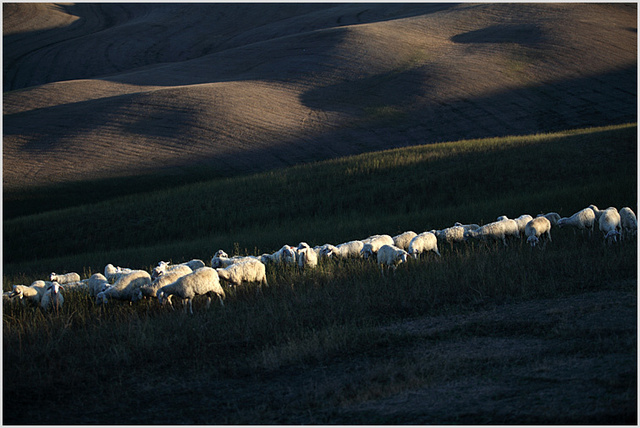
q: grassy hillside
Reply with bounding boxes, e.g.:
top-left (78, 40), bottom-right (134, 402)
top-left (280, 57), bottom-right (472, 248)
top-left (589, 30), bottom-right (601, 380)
top-left (3, 3), bottom-right (636, 219)
top-left (3, 124), bottom-right (637, 424)
top-left (4, 123), bottom-right (636, 278)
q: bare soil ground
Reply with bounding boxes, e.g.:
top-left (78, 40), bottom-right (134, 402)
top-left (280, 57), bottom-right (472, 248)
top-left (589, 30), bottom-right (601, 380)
top-left (9, 281), bottom-right (635, 425)
top-left (3, 3), bottom-right (636, 192)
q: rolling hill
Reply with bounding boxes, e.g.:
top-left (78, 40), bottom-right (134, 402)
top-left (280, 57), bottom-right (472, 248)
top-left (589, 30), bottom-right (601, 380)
top-left (3, 3), bottom-right (637, 215)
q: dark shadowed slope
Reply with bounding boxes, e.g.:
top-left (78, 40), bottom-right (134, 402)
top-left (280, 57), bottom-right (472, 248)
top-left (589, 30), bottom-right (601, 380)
top-left (3, 3), bottom-right (636, 196)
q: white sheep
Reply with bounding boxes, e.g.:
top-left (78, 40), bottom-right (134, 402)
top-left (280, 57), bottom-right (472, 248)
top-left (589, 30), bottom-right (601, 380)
top-left (96, 270), bottom-right (151, 304)
top-left (157, 267), bottom-right (225, 314)
top-left (557, 207), bottom-right (596, 236)
top-left (598, 207), bottom-right (621, 244)
top-left (392, 231), bottom-right (418, 251)
top-left (211, 250), bottom-right (258, 269)
top-left (360, 235), bottom-right (394, 259)
top-left (297, 246), bottom-right (318, 270)
top-left (216, 259), bottom-right (269, 292)
top-left (497, 215), bottom-right (533, 236)
top-left (152, 259), bottom-right (206, 278)
top-left (537, 212), bottom-right (561, 227)
top-left (525, 216), bottom-right (552, 247)
top-left (408, 231), bottom-right (441, 258)
top-left (8, 282), bottom-right (49, 305)
top-left (465, 220), bottom-right (514, 247)
top-left (260, 245), bottom-right (297, 266)
top-left (588, 204), bottom-right (606, 221)
top-left (140, 264), bottom-right (193, 298)
top-left (104, 264), bottom-right (134, 283)
top-left (377, 244), bottom-right (410, 275)
top-left (619, 207), bottom-right (637, 239)
top-left (323, 240), bottom-right (365, 259)
top-left (433, 226), bottom-right (465, 250)
top-left (40, 282), bottom-right (64, 311)
top-left (454, 222), bottom-right (481, 231)
top-left (85, 273), bottom-right (111, 298)
top-left (49, 272), bottom-right (80, 284)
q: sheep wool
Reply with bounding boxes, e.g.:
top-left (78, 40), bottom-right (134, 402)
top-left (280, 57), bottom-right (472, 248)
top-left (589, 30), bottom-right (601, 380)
top-left (50, 272), bottom-right (81, 284)
top-left (598, 207), bottom-right (621, 244)
top-left (392, 232), bottom-right (418, 251)
top-left (525, 217), bottom-right (552, 247)
top-left (96, 270), bottom-right (151, 304)
top-left (557, 207), bottom-right (596, 235)
top-left (86, 273), bottom-right (111, 298)
top-left (141, 265), bottom-right (193, 298)
top-left (377, 244), bottom-right (410, 274)
top-left (619, 207), bottom-right (637, 239)
top-left (361, 235), bottom-right (394, 259)
top-left (297, 246), bottom-right (318, 270)
top-left (157, 267), bottom-right (225, 314)
top-left (216, 259), bottom-right (268, 291)
top-left (408, 232), bottom-right (441, 258)
top-left (40, 282), bottom-right (64, 311)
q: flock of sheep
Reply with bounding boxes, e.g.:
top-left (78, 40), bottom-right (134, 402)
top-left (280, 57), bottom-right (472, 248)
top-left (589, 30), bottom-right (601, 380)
top-left (4, 204), bottom-right (636, 314)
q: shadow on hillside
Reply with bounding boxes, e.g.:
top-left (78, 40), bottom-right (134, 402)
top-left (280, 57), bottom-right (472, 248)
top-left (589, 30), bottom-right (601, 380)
top-left (451, 24), bottom-right (546, 45)
top-left (3, 3), bottom-right (457, 91)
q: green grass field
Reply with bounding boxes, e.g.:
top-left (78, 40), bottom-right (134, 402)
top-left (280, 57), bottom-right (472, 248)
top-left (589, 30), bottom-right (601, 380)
top-left (3, 123), bottom-right (637, 424)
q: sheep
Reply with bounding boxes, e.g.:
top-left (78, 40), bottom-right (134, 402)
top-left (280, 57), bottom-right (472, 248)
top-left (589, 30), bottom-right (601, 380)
top-left (408, 231), bottom-right (441, 258)
top-left (216, 259), bottom-right (269, 293)
top-left (588, 204), bottom-right (606, 221)
top-left (211, 250), bottom-right (258, 269)
top-left (50, 272), bottom-right (80, 284)
top-left (40, 282), bottom-right (64, 311)
top-left (433, 226), bottom-right (465, 250)
top-left (525, 216), bottom-right (552, 247)
top-left (297, 246), bottom-right (318, 270)
top-left (497, 215), bottom-right (533, 236)
top-left (557, 207), bottom-right (596, 236)
top-left (392, 231), bottom-right (418, 251)
top-left (323, 240), bottom-right (365, 259)
top-left (152, 259), bottom-right (206, 278)
top-left (8, 282), bottom-right (49, 305)
top-left (537, 212), bottom-right (561, 227)
top-left (260, 245), bottom-right (296, 266)
top-left (140, 264), bottom-right (193, 298)
top-left (96, 270), bottom-right (151, 304)
top-left (465, 220), bottom-right (513, 247)
top-left (360, 235), bottom-right (394, 259)
top-left (377, 244), bottom-right (410, 275)
top-left (157, 267), bottom-right (225, 314)
top-left (104, 264), bottom-right (134, 283)
top-left (85, 273), bottom-right (111, 298)
top-left (454, 222), bottom-right (481, 231)
top-left (619, 207), bottom-right (637, 239)
top-left (598, 207), bottom-right (621, 244)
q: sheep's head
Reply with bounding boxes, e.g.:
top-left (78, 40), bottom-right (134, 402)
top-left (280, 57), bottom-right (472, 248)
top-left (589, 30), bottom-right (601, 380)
top-left (96, 292), bottom-right (107, 305)
top-left (49, 272), bottom-right (57, 281)
top-left (10, 285), bottom-right (25, 299)
top-left (527, 235), bottom-right (539, 247)
top-left (214, 250), bottom-right (229, 258)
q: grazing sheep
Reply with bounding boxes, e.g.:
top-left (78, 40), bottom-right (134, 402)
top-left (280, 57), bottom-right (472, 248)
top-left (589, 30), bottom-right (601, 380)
top-left (465, 220), bottom-right (514, 247)
top-left (537, 212), bottom-right (561, 227)
top-left (260, 245), bottom-right (297, 266)
top-left (9, 282), bottom-right (48, 305)
top-left (85, 273), bottom-right (111, 298)
top-left (216, 259), bottom-right (268, 292)
top-left (588, 204), bottom-right (606, 221)
top-left (434, 226), bottom-right (465, 250)
top-left (140, 264), bottom-right (193, 298)
top-left (50, 272), bottom-right (80, 284)
top-left (104, 264), bottom-right (134, 283)
top-left (323, 240), bottom-right (365, 259)
top-left (297, 246), bottom-right (318, 270)
top-left (377, 244), bottom-right (410, 275)
top-left (598, 207), bottom-right (621, 244)
top-left (96, 270), bottom-right (151, 304)
top-left (152, 259), bottom-right (206, 279)
top-left (408, 231), bottom-right (441, 258)
top-left (211, 250), bottom-right (258, 269)
top-left (392, 231), bottom-right (418, 251)
top-left (619, 207), bottom-right (637, 240)
top-left (557, 207), bottom-right (596, 236)
top-left (40, 282), bottom-right (64, 311)
top-left (525, 217), bottom-right (552, 247)
top-left (361, 235), bottom-right (394, 259)
top-left (157, 267), bottom-right (225, 314)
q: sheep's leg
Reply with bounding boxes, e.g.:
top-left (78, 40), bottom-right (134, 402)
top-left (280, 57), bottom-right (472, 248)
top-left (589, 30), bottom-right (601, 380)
top-left (205, 295), bottom-right (212, 310)
top-left (218, 294), bottom-right (225, 307)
